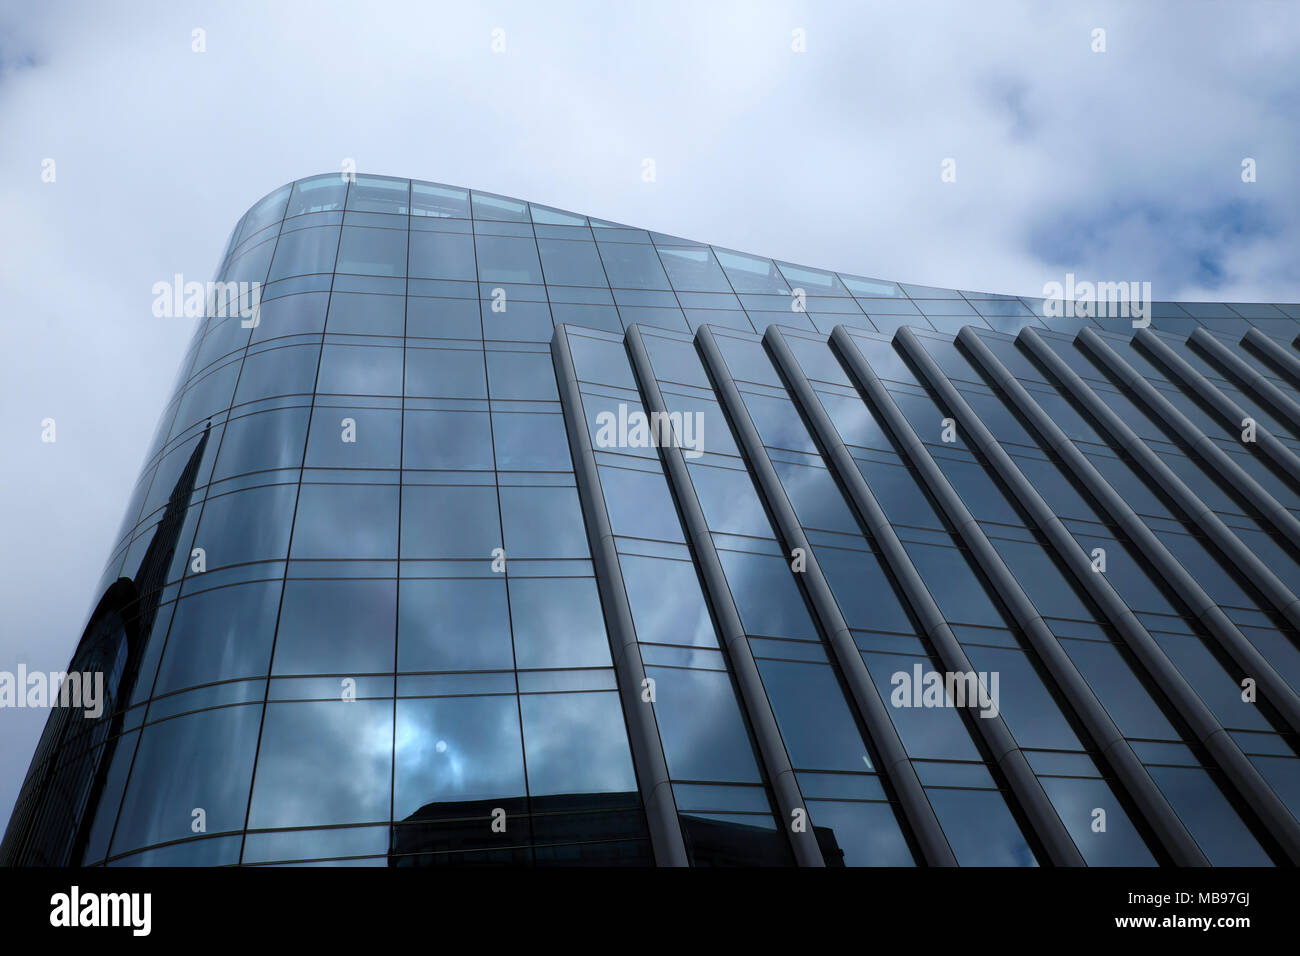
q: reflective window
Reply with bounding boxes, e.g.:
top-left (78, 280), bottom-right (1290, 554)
top-left (215, 409), bottom-right (310, 479)
top-left (656, 246), bottom-right (731, 292)
top-left (619, 554), bottom-right (716, 647)
top-left (234, 343), bottom-right (321, 403)
top-left (597, 243), bottom-right (669, 289)
top-left (926, 788), bottom-right (1037, 866)
top-left (273, 579), bottom-right (396, 675)
top-left (688, 463), bottom-right (773, 538)
top-left (287, 176), bottom-right (346, 216)
top-left (248, 700), bottom-right (393, 828)
top-left (645, 666), bottom-right (763, 782)
top-left (401, 485), bottom-right (500, 559)
top-left (491, 412), bottom-right (571, 471)
top-left (316, 344), bottom-right (403, 396)
top-left (252, 292), bottom-right (328, 342)
top-left (155, 581), bottom-right (281, 693)
top-left (412, 182), bottom-right (470, 218)
top-left (509, 577), bottom-right (610, 668)
top-left (771, 461), bottom-right (858, 533)
top-left (403, 410), bottom-right (495, 470)
top-left (475, 235), bottom-right (544, 284)
top-left (500, 486), bottom-right (588, 558)
top-left (742, 393), bottom-right (818, 453)
top-left (902, 542), bottom-right (1006, 627)
top-left (326, 292), bottom-right (405, 336)
top-left (336, 226), bottom-right (407, 277)
top-left (598, 466), bottom-right (684, 541)
top-left (394, 696), bottom-right (526, 818)
top-left (293, 483), bottom-right (399, 559)
top-left (409, 231), bottom-right (476, 281)
top-left (398, 578), bottom-right (513, 672)
top-left (539, 239), bottom-right (608, 286)
top-left (194, 484), bottom-right (297, 569)
top-left (520, 692), bottom-right (637, 795)
top-left (486, 351), bottom-right (559, 400)
top-left (962, 644), bottom-right (1084, 750)
top-left (306, 407), bottom-right (401, 468)
top-left (1147, 765), bottom-right (1271, 865)
top-left (758, 660), bottom-right (869, 771)
top-left (405, 347), bottom-right (487, 399)
top-left (717, 550), bottom-right (819, 640)
top-left (861, 654), bottom-right (982, 759)
top-left (112, 704), bottom-right (261, 854)
top-left (406, 296), bottom-right (481, 339)
top-left (268, 226), bottom-right (340, 280)
top-left (817, 547), bottom-right (915, 633)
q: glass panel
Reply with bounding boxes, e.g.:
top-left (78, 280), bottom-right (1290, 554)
top-left (248, 700), bottom-right (393, 828)
top-left (508, 577), bottom-right (610, 668)
top-left (394, 696), bottom-right (526, 818)
top-left (292, 483), bottom-right (399, 559)
top-left (401, 485), bottom-right (500, 559)
top-left (398, 578), bottom-right (513, 672)
top-left (273, 579), bottom-right (396, 675)
top-left (111, 704), bottom-right (261, 854)
top-left (520, 692), bottom-right (637, 795)
top-left (155, 581), bottom-right (282, 693)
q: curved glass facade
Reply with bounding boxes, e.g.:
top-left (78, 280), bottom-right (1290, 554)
top-left (5, 172), bottom-right (1300, 866)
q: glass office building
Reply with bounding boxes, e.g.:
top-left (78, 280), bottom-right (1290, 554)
top-left (6, 173), bottom-right (1300, 867)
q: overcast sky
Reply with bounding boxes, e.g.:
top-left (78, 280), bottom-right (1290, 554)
top-left (1, 0), bottom-right (1297, 831)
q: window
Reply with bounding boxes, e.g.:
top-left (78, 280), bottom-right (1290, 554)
top-left (409, 231), bottom-right (476, 281)
top-left (508, 577), bottom-right (610, 668)
top-left (500, 485), bottom-right (588, 558)
top-left (491, 413), bottom-right (571, 471)
top-left (486, 351), bottom-right (558, 400)
top-left (688, 463), bottom-right (773, 537)
top-left (336, 225), bottom-right (407, 277)
top-left (403, 410), bottom-right (494, 470)
top-left (248, 700), bottom-right (393, 828)
top-left (154, 581), bottom-right (281, 693)
top-left (405, 347), bottom-right (487, 399)
top-left (656, 246), bottom-right (731, 292)
top-left (475, 235), bottom-right (543, 284)
top-left (326, 292), bottom-right (405, 336)
top-left (195, 484), bottom-right (298, 569)
top-left (292, 483), bottom-right (399, 559)
top-left (394, 696), bottom-right (526, 818)
top-left (758, 659), bottom-right (870, 772)
top-left (717, 549), bottom-right (819, 640)
top-left (305, 407), bottom-right (401, 468)
top-left (619, 554), bottom-right (716, 647)
top-left (401, 485), bottom-right (500, 559)
top-left (520, 692), bottom-right (637, 796)
top-left (111, 704), bottom-right (261, 854)
top-left (538, 239), bottom-right (607, 286)
top-left (598, 466), bottom-right (684, 542)
top-left (273, 579), bottom-right (396, 675)
top-left (644, 666), bottom-right (763, 783)
top-left (597, 243), bottom-right (669, 289)
top-left (398, 578), bottom-right (513, 672)
top-left (267, 226), bottom-right (340, 280)
top-left (316, 343), bottom-right (403, 396)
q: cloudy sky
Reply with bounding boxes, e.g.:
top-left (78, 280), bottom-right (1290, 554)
top-left (1, 0), bottom-right (1297, 829)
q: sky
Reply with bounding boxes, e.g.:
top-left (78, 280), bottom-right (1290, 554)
top-left (1, 0), bottom-right (1298, 832)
